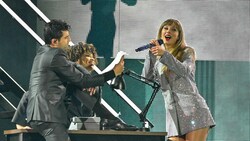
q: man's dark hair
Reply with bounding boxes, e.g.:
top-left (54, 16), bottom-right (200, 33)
top-left (44, 19), bottom-right (71, 44)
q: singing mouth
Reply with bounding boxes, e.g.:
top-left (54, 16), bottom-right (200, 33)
top-left (165, 35), bottom-right (171, 40)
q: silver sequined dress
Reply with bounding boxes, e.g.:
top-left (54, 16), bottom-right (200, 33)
top-left (142, 47), bottom-right (215, 137)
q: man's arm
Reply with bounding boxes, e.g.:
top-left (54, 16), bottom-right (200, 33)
top-left (11, 91), bottom-right (31, 129)
top-left (52, 49), bottom-right (123, 89)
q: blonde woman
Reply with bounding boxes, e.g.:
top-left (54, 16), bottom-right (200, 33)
top-left (141, 19), bottom-right (215, 141)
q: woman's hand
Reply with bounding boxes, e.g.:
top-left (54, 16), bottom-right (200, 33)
top-left (113, 56), bottom-right (125, 76)
top-left (149, 39), bottom-right (165, 57)
top-left (83, 87), bottom-right (96, 96)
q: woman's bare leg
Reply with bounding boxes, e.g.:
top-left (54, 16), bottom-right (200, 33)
top-left (185, 127), bottom-right (209, 141)
top-left (168, 136), bottom-right (185, 141)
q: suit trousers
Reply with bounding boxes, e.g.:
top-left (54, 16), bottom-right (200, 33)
top-left (30, 121), bottom-right (70, 141)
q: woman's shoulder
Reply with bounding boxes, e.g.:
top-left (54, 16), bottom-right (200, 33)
top-left (183, 46), bottom-right (195, 52)
top-left (182, 46), bottom-right (196, 55)
top-left (181, 46), bottom-right (196, 61)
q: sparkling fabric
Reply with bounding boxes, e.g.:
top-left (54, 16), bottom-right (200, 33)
top-left (142, 47), bottom-right (215, 137)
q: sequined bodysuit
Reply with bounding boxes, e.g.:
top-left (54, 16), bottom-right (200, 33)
top-left (141, 47), bottom-right (215, 137)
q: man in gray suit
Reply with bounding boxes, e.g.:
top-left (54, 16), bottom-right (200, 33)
top-left (12, 42), bottom-right (137, 133)
top-left (24, 19), bottom-right (124, 141)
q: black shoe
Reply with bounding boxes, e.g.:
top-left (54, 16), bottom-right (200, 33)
top-left (110, 121), bottom-right (139, 131)
top-left (100, 118), bottom-right (138, 131)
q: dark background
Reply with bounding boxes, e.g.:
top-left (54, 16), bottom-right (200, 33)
top-left (0, 0), bottom-right (37, 140)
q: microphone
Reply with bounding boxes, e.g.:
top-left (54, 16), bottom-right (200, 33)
top-left (135, 39), bottom-right (164, 52)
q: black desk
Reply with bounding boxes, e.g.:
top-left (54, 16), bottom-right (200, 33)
top-left (4, 129), bottom-right (167, 141)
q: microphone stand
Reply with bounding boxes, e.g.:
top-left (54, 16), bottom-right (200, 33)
top-left (124, 69), bottom-right (160, 131)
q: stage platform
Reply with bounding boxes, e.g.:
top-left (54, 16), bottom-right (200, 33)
top-left (4, 129), bottom-right (167, 141)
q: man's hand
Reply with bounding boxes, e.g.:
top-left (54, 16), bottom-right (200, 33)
top-left (113, 56), bottom-right (124, 76)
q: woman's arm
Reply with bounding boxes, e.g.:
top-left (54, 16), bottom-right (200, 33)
top-left (159, 47), bottom-right (196, 78)
top-left (141, 51), bottom-right (156, 80)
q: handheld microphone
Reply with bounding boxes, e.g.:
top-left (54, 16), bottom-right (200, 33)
top-left (135, 39), bottom-right (163, 52)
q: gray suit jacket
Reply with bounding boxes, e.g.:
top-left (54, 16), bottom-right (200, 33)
top-left (66, 64), bottom-right (100, 111)
top-left (11, 65), bottom-right (101, 126)
top-left (26, 45), bottom-right (112, 124)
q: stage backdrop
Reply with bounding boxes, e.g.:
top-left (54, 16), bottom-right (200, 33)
top-left (35, 0), bottom-right (249, 61)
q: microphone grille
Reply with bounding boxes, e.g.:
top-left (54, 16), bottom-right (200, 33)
top-left (158, 39), bottom-right (164, 45)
